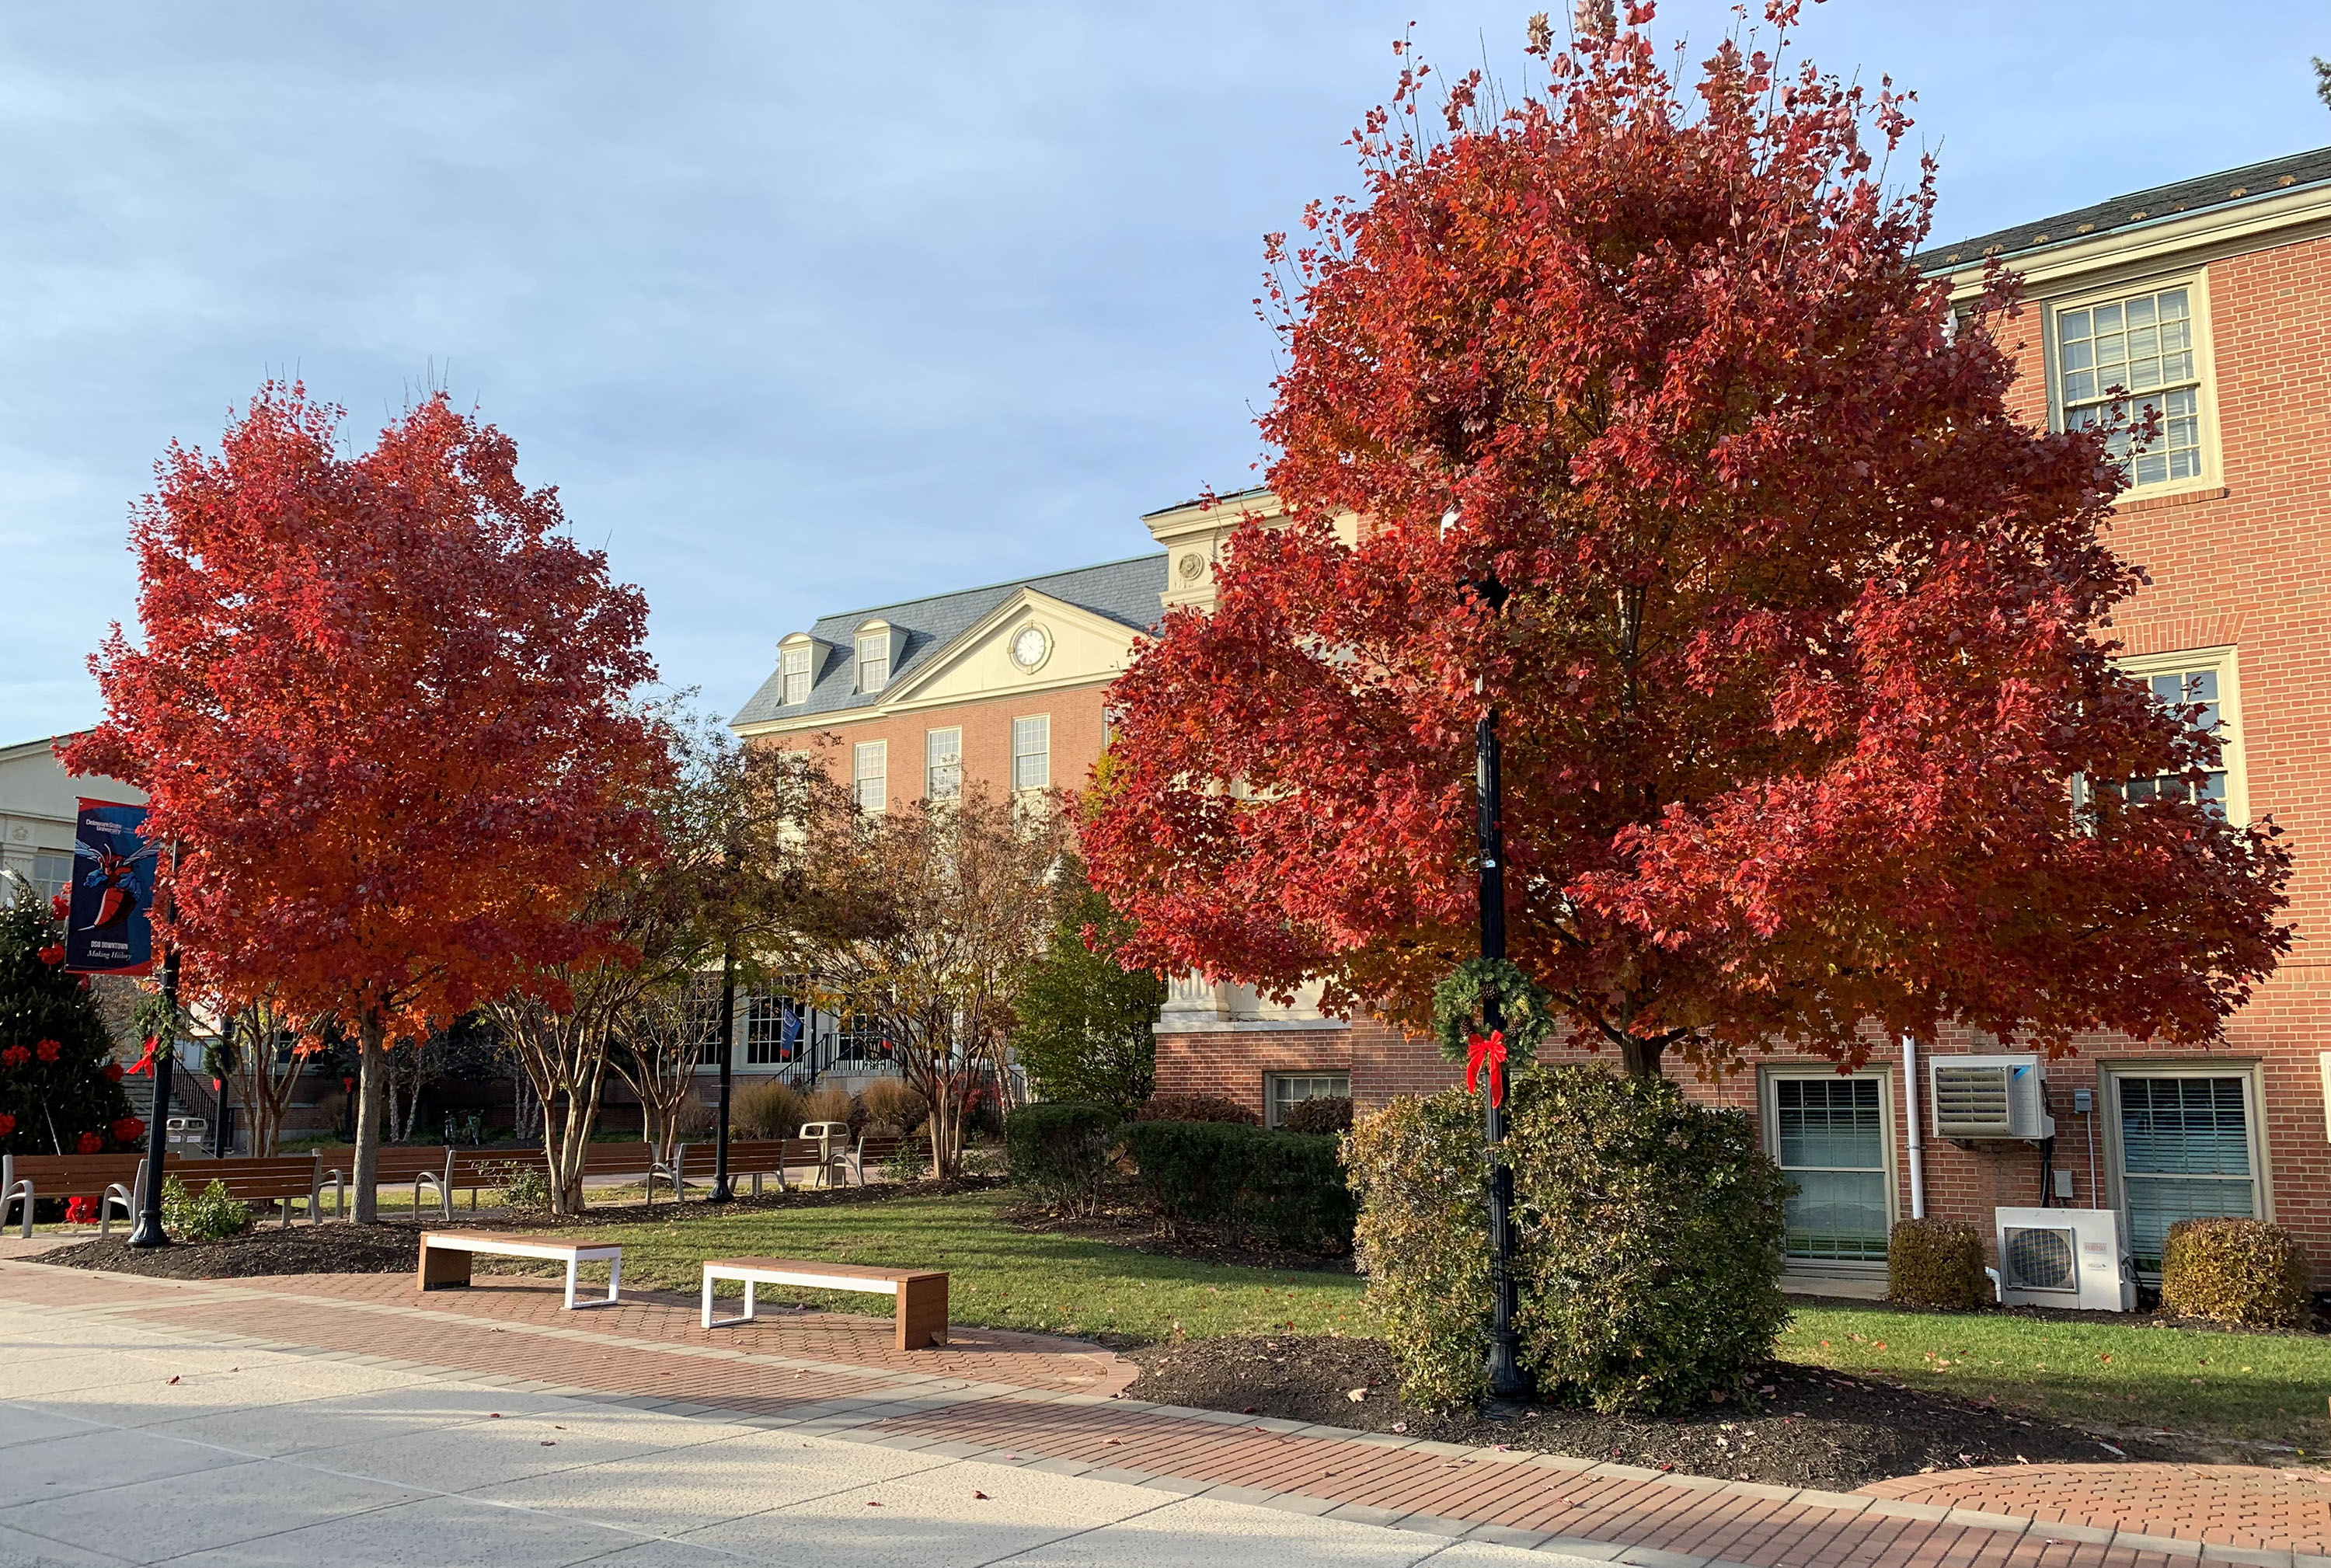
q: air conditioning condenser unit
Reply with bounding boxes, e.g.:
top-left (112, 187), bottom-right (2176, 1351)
top-left (1995, 1206), bottom-right (2134, 1311)
top-left (1931, 1054), bottom-right (2054, 1140)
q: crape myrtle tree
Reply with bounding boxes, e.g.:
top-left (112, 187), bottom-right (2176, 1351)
top-left (1085, 5), bottom-right (2294, 1078)
top-left (69, 386), bottom-right (664, 1218)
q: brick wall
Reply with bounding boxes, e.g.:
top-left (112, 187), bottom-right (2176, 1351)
top-left (761, 683), bottom-right (1113, 806)
top-left (1154, 1027), bottom-right (1354, 1119)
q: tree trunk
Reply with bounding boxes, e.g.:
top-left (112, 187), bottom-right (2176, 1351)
top-left (352, 1010), bottom-right (386, 1222)
top-left (1619, 1035), bottom-right (1667, 1079)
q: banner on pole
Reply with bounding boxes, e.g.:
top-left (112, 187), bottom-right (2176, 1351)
top-left (64, 798), bottom-right (159, 975)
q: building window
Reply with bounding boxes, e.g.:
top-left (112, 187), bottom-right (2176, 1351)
top-left (1265, 1072), bottom-right (1349, 1129)
top-left (856, 633), bottom-right (890, 694)
top-left (2054, 284), bottom-right (2204, 490)
top-left (836, 1009), bottom-right (887, 1064)
top-left (696, 985), bottom-right (730, 1067)
top-left (744, 991), bottom-right (806, 1066)
top-left (780, 645), bottom-right (812, 706)
top-left (2115, 648), bottom-right (2244, 821)
top-left (853, 740), bottom-right (887, 814)
top-left (2110, 1069), bottom-right (2262, 1274)
top-left (31, 851), bottom-right (73, 903)
top-left (1012, 716), bottom-right (1050, 792)
top-left (1765, 1073), bottom-right (1891, 1263)
top-left (925, 727), bottom-right (962, 802)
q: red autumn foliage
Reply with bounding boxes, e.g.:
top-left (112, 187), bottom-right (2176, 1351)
top-left (67, 383), bottom-right (667, 1214)
top-left (1085, 9), bottom-right (2292, 1077)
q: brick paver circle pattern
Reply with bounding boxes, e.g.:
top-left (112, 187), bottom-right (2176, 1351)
top-left (2, 1257), bottom-right (2326, 1567)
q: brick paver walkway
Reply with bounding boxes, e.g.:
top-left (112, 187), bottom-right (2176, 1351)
top-left (4, 1256), bottom-right (2326, 1566)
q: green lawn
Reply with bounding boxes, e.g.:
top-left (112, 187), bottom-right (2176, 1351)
top-left (492, 1187), bottom-right (2331, 1448)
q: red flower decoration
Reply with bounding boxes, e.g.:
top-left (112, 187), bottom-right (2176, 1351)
top-left (48, 892), bottom-right (70, 920)
top-left (65, 1195), bottom-right (97, 1224)
top-left (75, 1131), bottom-right (103, 1154)
top-left (37, 944), bottom-right (66, 966)
top-left (103, 1062), bottom-right (124, 1082)
top-left (35, 1039), bottom-right (61, 1063)
top-left (0, 1112), bottom-right (15, 1138)
top-left (0, 1045), bottom-right (28, 1069)
top-left (112, 1117), bottom-right (146, 1145)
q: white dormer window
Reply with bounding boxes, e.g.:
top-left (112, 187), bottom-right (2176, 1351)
top-left (856, 632), bottom-right (890, 694)
top-left (780, 644), bottom-right (812, 706)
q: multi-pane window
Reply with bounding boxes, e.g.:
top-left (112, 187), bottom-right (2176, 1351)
top-left (744, 990), bottom-right (806, 1066)
top-left (1769, 1076), bottom-right (1890, 1262)
top-left (1012, 716), bottom-right (1050, 792)
top-left (2114, 1074), bottom-right (2259, 1273)
top-left (780, 644), bottom-right (812, 706)
top-left (2126, 667), bottom-right (2228, 812)
top-left (30, 852), bottom-right (73, 903)
top-left (856, 632), bottom-right (890, 694)
top-left (853, 740), bottom-right (887, 814)
top-left (2057, 287), bottom-right (2203, 488)
top-left (836, 1009), bottom-right (887, 1064)
top-left (925, 728), bottom-right (963, 801)
top-left (696, 986), bottom-right (730, 1067)
top-left (1266, 1072), bottom-right (1349, 1129)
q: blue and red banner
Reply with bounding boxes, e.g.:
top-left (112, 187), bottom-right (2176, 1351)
top-left (64, 799), bottom-right (159, 975)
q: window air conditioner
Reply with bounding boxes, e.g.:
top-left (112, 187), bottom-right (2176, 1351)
top-left (1995, 1206), bottom-right (2134, 1311)
top-left (1930, 1054), bottom-right (2054, 1140)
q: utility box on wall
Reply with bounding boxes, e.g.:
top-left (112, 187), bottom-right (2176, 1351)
top-left (1995, 1206), bottom-right (2134, 1311)
top-left (1931, 1054), bottom-right (2054, 1140)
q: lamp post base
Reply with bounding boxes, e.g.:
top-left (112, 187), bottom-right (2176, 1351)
top-left (125, 1217), bottom-right (169, 1249)
top-left (707, 1182), bottom-right (733, 1204)
top-left (1484, 1336), bottom-right (1530, 1400)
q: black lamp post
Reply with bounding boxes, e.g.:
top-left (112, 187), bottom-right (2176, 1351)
top-left (709, 938), bottom-right (736, 1202)
top-left (127, 942), bottom-right (179, 1249)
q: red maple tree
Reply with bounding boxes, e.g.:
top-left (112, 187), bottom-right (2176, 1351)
top-left (1085, 7), bottom-right (2293, 1077)
top-left (68, 385), bottom-right (665, 1214)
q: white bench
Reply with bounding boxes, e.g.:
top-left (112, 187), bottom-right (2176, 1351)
top-left (416, 1230), bottom-right (623, 1310)
top-left (699, 1256), bottom-right (948, 1349)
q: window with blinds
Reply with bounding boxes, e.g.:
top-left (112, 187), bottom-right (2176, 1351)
top-left (1012, 716), bottom-right (1050, 791)
top-left (925, 727), bottom-right (962, 801)
top-left (1769, 1075), bottom-right (1890, 1262)
top-left (2114, 1073), bottom-right (2259, 1273)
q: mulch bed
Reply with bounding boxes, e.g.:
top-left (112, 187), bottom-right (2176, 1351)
top-left (1123, 1335), bottom-right (2178, 1491)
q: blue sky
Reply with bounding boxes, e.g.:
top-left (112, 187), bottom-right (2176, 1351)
top-left (4, 2), bottom-right (2326, 740)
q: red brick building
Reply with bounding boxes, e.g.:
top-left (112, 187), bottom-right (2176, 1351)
top-left (1149, 146), bottom-right (2331, 1293)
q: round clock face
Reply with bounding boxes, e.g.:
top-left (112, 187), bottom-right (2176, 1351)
top-left (1011, 626), bottom-right (1047, 669)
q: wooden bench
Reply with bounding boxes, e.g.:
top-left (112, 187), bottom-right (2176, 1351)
top-left (571, 1141), bottom-right (680, 1208)
top-left (162, 1152), bottom-right (336, 1227)
top-left (699, 1256), bottom-right (947, 1349)
top-left (1, 1153), bottom-right (143, 1239)
top-left (417, 1230), bottom-right (623, 1310)
top-left (841, 1132), bottom-right (921, 1185)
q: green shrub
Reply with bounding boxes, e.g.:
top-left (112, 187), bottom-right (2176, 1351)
top-left (1006, 1102), bottom-right (1119, 1212)
top-left (1888, 1218), bottom-right (1991, 1309)
top-left (489, 1158), bottom-right (550, 1212)
top-left (1134, 1093), bottom-right (1257, 1126)
top-left (1012, 855), bottom-right (1162, 1118)
top-left (162, 1176), bottom-right (252, 1242)
top-left (1117, 1119), bottom-right (1353, 1253)
top-left (1281, 1096), bottom-right (1354, 1136)
top-left (2161, 1218), bottom-right (2311, 1328)
top-left (1346, 1065), bottom-right (1790, 1415)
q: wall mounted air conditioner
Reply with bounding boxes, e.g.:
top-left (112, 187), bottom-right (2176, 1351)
top-left (1930, 1054), bottom-right (2054, 1140)
top-left (1995, 1206), bottom-right (2134, 1311)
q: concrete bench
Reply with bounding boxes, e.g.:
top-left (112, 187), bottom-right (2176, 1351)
top-left (699, 1256), bottom-right (947, 1350)
top-left (417, 1230), bottom-right (623, 1310)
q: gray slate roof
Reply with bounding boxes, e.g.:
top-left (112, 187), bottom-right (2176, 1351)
top-left (731, 553), bottom-right (1168, 727)
top-left (1916, 145), bottom-right (2331, 274)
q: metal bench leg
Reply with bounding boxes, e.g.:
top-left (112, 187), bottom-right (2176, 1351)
top-left (566, 1254), bottom-right (621, 1310)
top-left (563, 1256), bottom-right (578, 1311)
top-left (701, 1273), bottom-right (756, 1329)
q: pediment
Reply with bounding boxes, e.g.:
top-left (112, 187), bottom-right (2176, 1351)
top-left (877, 589), bottom-right (1141, 711)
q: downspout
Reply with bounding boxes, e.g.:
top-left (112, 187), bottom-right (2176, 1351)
top-left (1902, 1033), bottom-right (1927, 1221)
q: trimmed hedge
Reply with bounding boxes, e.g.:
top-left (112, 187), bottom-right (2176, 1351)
top-left (1117, 1118), bottom-right (1353, 1253)
top-left (1887, 1218), bottom-right (1990, 1309)
top-left (1347, 1064), bottom-right (1790, 1415)
top-left (1134, 1093), bottom-right (1259, 1126)
top-left (2161, 1218), bottom-right (2312, 1328)
top-left (1281, 1096), bottom-right (1354, 1136)
top-left (1005, 1102), bottom-right (1119, 1212)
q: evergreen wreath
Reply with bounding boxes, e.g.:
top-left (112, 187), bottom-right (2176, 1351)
top-left (1430, 957), bottom-right (1557, 1064)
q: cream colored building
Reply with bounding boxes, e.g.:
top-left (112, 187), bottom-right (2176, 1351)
top-left (0, 733), bottom-right (145, 906)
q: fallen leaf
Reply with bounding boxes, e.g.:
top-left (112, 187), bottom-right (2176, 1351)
top-left (972, 1492), bottom-right (989, 1500)
top-left (1391, 1422), bottom-right (1409, 1434)
top-left (167, 1376), bottom-right (180, 1385)
top-left (1347, 1389), bottom-right (1368, 1402)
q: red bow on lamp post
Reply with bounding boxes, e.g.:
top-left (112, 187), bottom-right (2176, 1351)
top-left (1465, 1030), bottom-right (1509, 1109)
top-left (127, 1036), bottom-right (159, 1077)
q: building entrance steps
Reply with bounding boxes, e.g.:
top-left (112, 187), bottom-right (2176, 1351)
top-left (2, 1259), bottom-right (2327, 1566)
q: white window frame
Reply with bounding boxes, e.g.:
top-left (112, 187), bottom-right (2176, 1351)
top-left (855, 633), bottom-right (890, 695)
top-left (1264, 1071), bottom-right (1350, 1129)
top-left (2115, 645), bottom-right (2248, 825)
top-left (30, 849), bottom-right (73, 903)
top-left (2100, 1059), bottom-right (2270, 1277)
top-left (780, 644), bottom-right (813, 706)
top-left (1758, 1064), bottom-right (1898, 1270)
top-left (2044, 271), bottom-right (2221, 501)
top-left (1011, 714), bottom-right (1051, 793)
top-left (852, 740), bottom-right (887, 814)
top-left (925, 727), bottom-right (963, 802)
